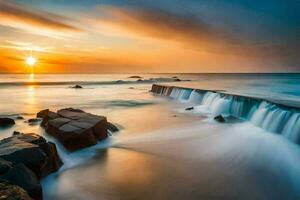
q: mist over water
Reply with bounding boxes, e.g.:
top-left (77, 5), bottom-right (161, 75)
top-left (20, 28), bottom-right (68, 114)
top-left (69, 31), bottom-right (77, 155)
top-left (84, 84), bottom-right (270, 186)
top-left (1, 73), bottom-right (300, 199)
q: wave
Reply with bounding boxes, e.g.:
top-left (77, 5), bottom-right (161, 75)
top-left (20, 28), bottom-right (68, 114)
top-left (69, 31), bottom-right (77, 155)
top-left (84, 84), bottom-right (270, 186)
top-left (151, 84), bottom-right (300, 145)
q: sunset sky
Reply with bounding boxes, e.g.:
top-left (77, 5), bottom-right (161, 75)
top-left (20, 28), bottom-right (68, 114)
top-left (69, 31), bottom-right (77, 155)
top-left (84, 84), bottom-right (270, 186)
top-left (0, 0), bottom-right (299, 73)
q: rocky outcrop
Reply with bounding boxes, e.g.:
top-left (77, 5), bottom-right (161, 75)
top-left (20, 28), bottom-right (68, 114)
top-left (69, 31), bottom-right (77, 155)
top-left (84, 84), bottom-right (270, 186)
top-left (0, 179), bottom-right (33, 200)
top-left (185, 107), bottom-right (194, 111)
top-left (0, 118), bottom-right (15, 127)
top-left (71, 85), bottom-right (83, 89)
top-left (214, 115), bottom-right (226, 123)
top-left (0, 132), bottom-right (63, 200)
top-left (38, 108), bottom-right (109, 151)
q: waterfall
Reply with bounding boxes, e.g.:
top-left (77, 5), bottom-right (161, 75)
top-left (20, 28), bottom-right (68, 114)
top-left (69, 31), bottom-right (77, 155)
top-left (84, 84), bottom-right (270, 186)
top-left (151, 84), bottom-right (300, 145)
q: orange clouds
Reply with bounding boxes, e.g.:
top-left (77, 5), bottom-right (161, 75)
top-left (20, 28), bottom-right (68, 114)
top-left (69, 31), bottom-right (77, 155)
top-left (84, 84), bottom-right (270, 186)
top-left (0, 0), bottom-right (81, 38)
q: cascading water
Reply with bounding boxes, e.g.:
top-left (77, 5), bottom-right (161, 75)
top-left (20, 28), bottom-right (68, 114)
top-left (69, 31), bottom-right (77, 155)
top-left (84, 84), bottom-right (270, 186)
top-left (151, 84), bottom-right (300, 145)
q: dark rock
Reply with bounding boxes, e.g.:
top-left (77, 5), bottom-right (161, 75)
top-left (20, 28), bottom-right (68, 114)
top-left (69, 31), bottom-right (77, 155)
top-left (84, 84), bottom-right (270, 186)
top-left (128, 76), bottom-right (142, 78)
top-left (172, 76), bottom-right (178, 79)
top-left (27, 119), bottom-right (42, 125)
top-left (128, 87), bottom-right (135, 89)
top-left (36, 109), bottom-right (49, 119)
top-left (0, 133), bottom-right (62, 200)
top-left (0, 118), bottom-right (15, 127)
top-left (0, 133), bottom-right (63, 179)
top-left (115, 80), bottom-right (123, 83)
top-left (107, 122), bottom-right (119, 133)
top-left (0, 179), bottom-right (33, 200)
top-left (214, 115), bottom-right (226, 123)
top-left (185, 107), bottom-right (194, 111)
top-left (0, 164), bottom-right (42, 200)
top-left (39, 108), bottom-right (108, 151)
top-left (16, 116), bottom-right (24, 120)
top-left (71, 85), bottom-right (82, 89)
top-left (0, 158), bottom-right (11, 174)
top-left (173, 78), bottom-right (181, 82)
top-left (136, 79), bottom-right (143, 82)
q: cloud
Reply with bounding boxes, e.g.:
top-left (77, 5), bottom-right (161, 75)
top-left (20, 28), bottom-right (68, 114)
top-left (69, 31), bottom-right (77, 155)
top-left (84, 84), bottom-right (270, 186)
top-left (89, 6), bottom-right (299, 66)
top-left (93, 6), bottom-right (229, 46)
top-left (0, 0), bottom-right (81, 38)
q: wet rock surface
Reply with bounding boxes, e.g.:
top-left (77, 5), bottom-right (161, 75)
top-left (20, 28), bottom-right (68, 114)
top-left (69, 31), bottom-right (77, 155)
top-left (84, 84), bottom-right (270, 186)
top-left (0, 179), bottom-right (33, 200)
top-left (0, 118), bottom-right (15, 127)
top-left (0, 132), bottom-right (63, 200)
top-left (214, 115), bottom-right (226, 123)
top-left (38, 108), bottom-right (109, 151)
top-left (185, 107), bottom-right (194, 111)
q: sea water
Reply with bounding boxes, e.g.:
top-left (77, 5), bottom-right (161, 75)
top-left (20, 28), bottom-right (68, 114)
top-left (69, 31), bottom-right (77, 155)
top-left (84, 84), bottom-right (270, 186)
top-left (0, 73), bottom-right (300, 200)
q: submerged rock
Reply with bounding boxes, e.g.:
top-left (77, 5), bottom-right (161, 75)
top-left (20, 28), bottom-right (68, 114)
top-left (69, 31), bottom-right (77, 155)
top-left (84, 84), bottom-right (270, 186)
top-left (71, 85), bottom-right (83, 89)
top-left (38, 108), bottom-right (109, 151)
top-left (214, 115), bottom-right (226, 123)
top-left (107, 122), bottom-right (119, 133)
top-left (26, 119), bottom-right (42, 125)
top-left (136, 79), bottom-right (143, 82)
top-left (0, 179), bottom-right (33, 200)
top-left (185, 107), bottom-right (194, 111)
top-left (0, 118), bottom-right (15, 127)
top-left (0, 132), bottom-right (62, 200)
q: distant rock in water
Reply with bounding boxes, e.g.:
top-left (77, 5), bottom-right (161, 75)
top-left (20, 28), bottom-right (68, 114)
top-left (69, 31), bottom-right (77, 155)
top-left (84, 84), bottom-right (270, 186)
top-left (26, 118), bottom-right (42, 125)
top-left (71, 85), bottom-right (83, 89)
top-left (16, 116), bottom-right (24, 120)
top-left (37, 108), bottom-right (109, 151)
top-left (214, 115), bottom-right (226, 123)
top-left (128, 75), bottom-right (142, 78)
top-left (0, 132), bottom-right (63, 200)
top-left (0, 118), bottom-right (15, 127)
top-left (185, 107), bottom-right (194, 111)
top-left (115, 80), bottom-right (124, 83)
top-left (136, 79), bottom-right (143, 82)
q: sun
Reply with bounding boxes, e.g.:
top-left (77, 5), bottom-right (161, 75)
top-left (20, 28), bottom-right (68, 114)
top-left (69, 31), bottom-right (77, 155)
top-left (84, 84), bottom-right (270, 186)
top-left (25, 56), bottom-right (37, 66)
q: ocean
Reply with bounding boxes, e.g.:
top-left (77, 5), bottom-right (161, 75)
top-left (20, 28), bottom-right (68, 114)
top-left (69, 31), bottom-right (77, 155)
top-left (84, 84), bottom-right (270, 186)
top-left (1, 73), bottom-right (300, 200)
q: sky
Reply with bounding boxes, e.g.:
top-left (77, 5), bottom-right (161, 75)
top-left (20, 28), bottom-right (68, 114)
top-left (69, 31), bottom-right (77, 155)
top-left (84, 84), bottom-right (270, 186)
top-left (0, 0), bottom-right (299, 73)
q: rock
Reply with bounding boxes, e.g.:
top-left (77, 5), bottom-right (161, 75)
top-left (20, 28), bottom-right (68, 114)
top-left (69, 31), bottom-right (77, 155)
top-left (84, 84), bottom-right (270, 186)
top-left (172, 76), bottom-right (178, 79)
top-left (107, 122), bottom-right (119, 133)
top-left (27, 119), bottom-right (42, 125)
top-left (71, 85), bottom-right (82, 89)
top-left (0, 133), bottom-right (63, 179)
top-left (0, 118), bottom-right (15, 127)
top-left (214, 115), bottom-right (226, 123)
top-left (128, 76), bottom-right (142, 78)
top-left (36, 109), bottom-right (49, 118)
top-left (137, 79), bottom-right (143, 82)
top-left (173, 78), bottom-right (181, 82)
top-left (0, 158), bottom-right (11, 174)
top-left (39, 108), bottom-right (108, 151)
top-left (185, 107), bottom-right (194, 111)
top-left (0, 164), bottom-right (42, 200)
top-left (16, 116), bottom-right (24, 120)
top-left (0, 179), bottom-right (33, 200)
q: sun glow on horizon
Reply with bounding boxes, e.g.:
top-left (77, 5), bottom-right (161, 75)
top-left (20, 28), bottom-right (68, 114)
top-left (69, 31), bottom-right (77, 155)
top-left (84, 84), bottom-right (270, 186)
top-left (25, 56), bottom-right (37, 66)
